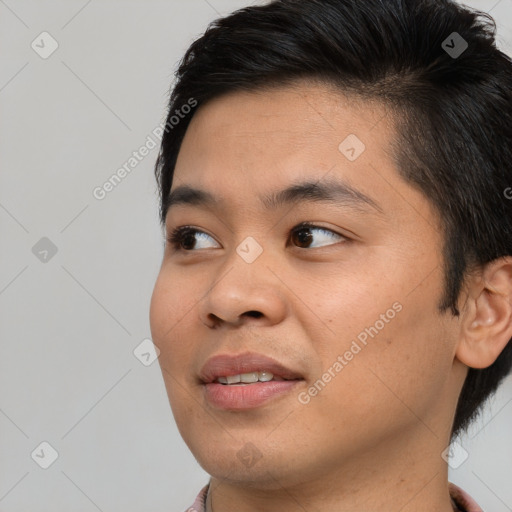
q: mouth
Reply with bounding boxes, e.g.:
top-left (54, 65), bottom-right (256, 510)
top-left (215, 371), bottom-right (293, 385)
top-left (199, 352), bottom-right (305, 410)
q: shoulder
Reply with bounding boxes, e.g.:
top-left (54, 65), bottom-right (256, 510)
top-left (183, 483), bottom-right (209, 512)
top-left (449, 482), bottom-right (484, 512)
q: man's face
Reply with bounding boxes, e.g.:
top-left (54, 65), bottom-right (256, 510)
top-left (150, 83), bottom-right (462, 486)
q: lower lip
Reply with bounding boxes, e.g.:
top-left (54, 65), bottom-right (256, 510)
top-left (204, 380), bottom-right (302, 410)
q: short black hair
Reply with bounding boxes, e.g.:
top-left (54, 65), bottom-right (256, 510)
top-left (154, 0), bottom-right (512, 440)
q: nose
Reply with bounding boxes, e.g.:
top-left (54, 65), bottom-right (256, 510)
top-left (198, 259), bottom-right (288, 329)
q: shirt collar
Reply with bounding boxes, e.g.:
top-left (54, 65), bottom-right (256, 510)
top-left (185, 481), bottom-right (484, 512)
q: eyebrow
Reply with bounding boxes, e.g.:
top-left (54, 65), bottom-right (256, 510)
top-left (164, 177), bottom-right (383, 218)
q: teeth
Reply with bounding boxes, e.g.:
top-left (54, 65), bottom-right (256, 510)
top-left (217, 371), bottom-right (275, 384)
top-left (258, 371), bottom-right (273, 382)
top-left (240, 372), bottom-right (259, 383)
top-left (226, 375), bottom-right (241, 384)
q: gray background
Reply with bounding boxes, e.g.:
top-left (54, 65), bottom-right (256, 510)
top-left (0, 1), bottom-right (511, 511)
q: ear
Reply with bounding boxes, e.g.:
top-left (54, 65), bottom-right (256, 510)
top-left (456, 257), bottom-right (512, 369)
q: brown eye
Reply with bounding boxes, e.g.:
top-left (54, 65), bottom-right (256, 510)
top-left (291, 226), bottom-right (314, 248)
top-left (180, 230), bottom-right (198, 250)
top-left (167, 227), bottom-right (218, 251)
top-left (290, 223), bottom-right (347, 249)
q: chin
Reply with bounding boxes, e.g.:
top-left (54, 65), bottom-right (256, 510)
top-left (187, 432), bottom-right (316, 490)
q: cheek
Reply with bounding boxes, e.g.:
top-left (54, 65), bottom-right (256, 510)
top-left (150, 263), bottom-right (202, 329)
top-left (316, 297), bottom-right (455, 436)
top-left (149, 270), bottom-right (199, 368)
top-left (305, 264), bottom-right (454, 425)
top-left (150, 273), bottom-right (203, 421)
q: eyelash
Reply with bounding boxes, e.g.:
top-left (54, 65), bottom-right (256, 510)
top-left (166, 222), bottom-right (348, 252)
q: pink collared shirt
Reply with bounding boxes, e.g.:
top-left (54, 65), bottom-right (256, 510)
top-left (184, 481), bottom-right (484, 512)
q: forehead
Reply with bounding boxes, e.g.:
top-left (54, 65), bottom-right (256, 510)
top-left (170, 82), bottom-right (436, 228)
top-left (178, 82), bottom-right (391, 166)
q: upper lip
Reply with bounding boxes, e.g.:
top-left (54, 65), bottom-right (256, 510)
top-left (199, 352), bottom-right (304, 383)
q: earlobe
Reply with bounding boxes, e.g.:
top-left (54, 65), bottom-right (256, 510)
top-left (455, 257), bottom-right (512, 369)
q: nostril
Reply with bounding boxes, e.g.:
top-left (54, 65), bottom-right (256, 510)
top-left (245, 311), bottom-right (263, 318)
